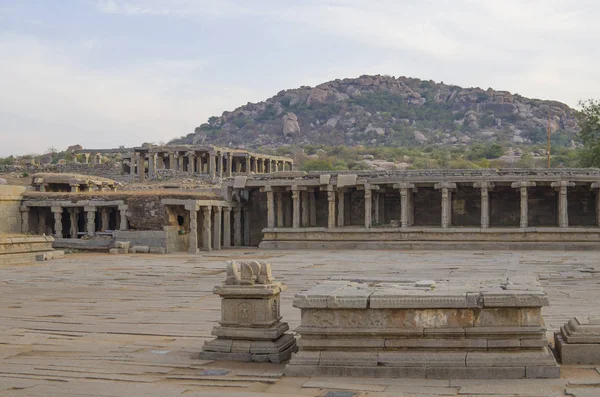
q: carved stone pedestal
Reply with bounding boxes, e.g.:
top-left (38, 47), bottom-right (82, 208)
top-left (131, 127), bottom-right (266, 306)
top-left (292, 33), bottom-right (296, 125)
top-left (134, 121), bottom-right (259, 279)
top-left (555, 317), bottom-right (600, 364)
top-left (200, 261), bottom-right (297, 363)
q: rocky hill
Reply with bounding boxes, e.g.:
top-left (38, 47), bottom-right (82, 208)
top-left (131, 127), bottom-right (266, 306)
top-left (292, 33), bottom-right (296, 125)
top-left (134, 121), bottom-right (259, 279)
top-left (172, 75), bottom-right (579, 149)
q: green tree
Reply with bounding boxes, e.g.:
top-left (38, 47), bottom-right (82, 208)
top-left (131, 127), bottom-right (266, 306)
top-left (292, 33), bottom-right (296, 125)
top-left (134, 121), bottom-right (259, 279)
top-left (576, 99), bottom-right (600, 167)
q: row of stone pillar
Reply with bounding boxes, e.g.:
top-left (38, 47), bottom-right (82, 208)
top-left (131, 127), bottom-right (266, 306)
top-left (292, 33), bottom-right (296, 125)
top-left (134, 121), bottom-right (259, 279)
top-left (21, 206), bottom-right (128, 237)
top-left (264, 181), bottom-right (590, 230)
top-left (82, 153), bottom-right (103, 164)
top-left (129, 151), bottom-right (293, 181)
top-left (186, 205), bottom-right (248, 253)
top-left (265, 187), bottom-right (318, 229)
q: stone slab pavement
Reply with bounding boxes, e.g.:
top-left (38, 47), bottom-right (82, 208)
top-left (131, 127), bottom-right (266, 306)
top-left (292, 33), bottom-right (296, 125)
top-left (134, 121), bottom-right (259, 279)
top-left (1, 249), bottom-right (600, 396)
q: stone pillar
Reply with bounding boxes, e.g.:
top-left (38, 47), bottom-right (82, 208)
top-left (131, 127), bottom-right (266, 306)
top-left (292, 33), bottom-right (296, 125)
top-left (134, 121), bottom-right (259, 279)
top-left (138, 153), bottom-right (146, 182)
top-left (265, 187), bottom-right (275, 228)
top-left (223, 207), bottom-right (231, 247)
top-left (168, 152), bottom-right (175, 170)
top-left (185, 205), bottom-right (198, 254)
top-left (130, 154), bottom-right (137, 181)
top-left (245, 155), bottom-right (251, 174)
top-left (234, 207), bottom-right (242, 246)
top-left (85, 206), bottom-right (96, 236)
top-left (592, 183), bottom-right (600, 227)
top-left (207, 152), bottom-right (215, 178)
top-left (474, 182), bottom-right (494, 229)
top-left (327, 188), bottom-right (336, 228)
top-left (118, 205), bottom-right (128, 231)
top-left (178, 153), bottom-right (184, 171)
top-left (227, 153), bottom-right (233, 177)
top-left (194, 156), bottom-right (201, 175)
top-left (373, 191), bottom-right (380, 224)
top-left (70, 184), bottom-right (80, 193)
top-left (218, 153), bottom-right (224, 178)
top-left (309, 189), bottom-right (317, 227)
top-left (435, 182), bottom-right (457, 229)
top-left (187, 152), bottom-right (196, 174)
top-left (263, 159), bottom-right (269, 174)
top-left (512, 181), bottom-right (536, 228)
top-left (276, 192), bottom-right (284, 227)
top-left (301, 191), bottom-right (309, 227)
top-left (292, 187), bottom-right (300, 229)
top-left (20, 206), bottom-right (29, 234)
top-left (202, 206), bottom-right (212, 251)
top-left (148, 153), bottom-right (156, 178)
top-left (552, 181), bottom-right (575, 228)
top-left (337, 188), bottom-right (345, 227)
top-left (379, 192), bottom-right (386, 224)
top-left (395, 183), bottom-right (415, 228)
top-left (69, 208), bottom-right (79, 238)
top-left (213, 206), bottom-right (222, 250)
top-left (364, 185), bottom-right (372, 228)
top-left (100, 207), bottom-right (110, 231)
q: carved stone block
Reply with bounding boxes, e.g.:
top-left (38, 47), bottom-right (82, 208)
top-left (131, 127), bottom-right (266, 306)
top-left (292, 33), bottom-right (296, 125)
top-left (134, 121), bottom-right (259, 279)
top-left (200, 260), bottom-right (297, 363)
top-left (286, 277), bottom-right (558, 379)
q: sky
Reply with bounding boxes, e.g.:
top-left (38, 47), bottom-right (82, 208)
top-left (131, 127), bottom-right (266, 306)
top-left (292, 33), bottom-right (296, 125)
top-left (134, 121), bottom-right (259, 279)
top-left (1, 0), bottom-right (599, 156)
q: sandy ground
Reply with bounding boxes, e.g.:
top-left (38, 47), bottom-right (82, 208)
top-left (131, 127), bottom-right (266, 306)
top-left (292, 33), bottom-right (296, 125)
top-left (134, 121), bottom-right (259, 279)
top-left (1, 249), bottom-right (600, 396)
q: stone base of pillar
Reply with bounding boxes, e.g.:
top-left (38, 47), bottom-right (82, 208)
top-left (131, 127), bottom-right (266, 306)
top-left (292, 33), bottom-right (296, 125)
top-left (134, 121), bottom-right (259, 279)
top-left (199, 261), bottom-right (297, 363)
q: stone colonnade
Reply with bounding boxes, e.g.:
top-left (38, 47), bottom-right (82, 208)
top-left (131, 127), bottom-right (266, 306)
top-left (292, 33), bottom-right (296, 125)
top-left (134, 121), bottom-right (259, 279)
top-left (261, 179), bottom-right (598, 230)
top-left (126, 146), bottom-right (293, 182)
top-left (21, 201), bottom-right (128, 238)
top-left (183, 202), bottom-right (245, 253)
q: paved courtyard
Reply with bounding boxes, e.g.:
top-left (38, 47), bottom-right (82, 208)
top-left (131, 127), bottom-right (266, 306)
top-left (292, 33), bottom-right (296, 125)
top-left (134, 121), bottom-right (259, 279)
top-left (1, 249), bottom-right (600, 396)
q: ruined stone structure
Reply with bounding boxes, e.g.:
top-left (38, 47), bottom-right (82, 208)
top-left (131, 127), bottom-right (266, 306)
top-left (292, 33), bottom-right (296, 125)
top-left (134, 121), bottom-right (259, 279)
top-left (14, 167), bottom-right (600, 252)
top-left (230, 169), bottom-right (600, 250)
top-left (31, 173), bottom-right (118, 192)
top-left (0, 185), bottom-right (26, 234)
top-left (117, 145), bottom-right (293, 182)
top-left (555, 317), bottom-right (600, 364)
top-left (200, 261), bottom-right (297, 363)
top-left (286, 277), bottom-right (559, 379)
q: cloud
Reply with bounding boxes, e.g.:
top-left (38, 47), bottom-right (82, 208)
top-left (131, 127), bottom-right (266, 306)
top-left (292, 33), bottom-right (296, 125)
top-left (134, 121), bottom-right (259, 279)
top-left (95, 0), bottom-right (257, 17)
top-left (0, 33), bottom-right (256, 156)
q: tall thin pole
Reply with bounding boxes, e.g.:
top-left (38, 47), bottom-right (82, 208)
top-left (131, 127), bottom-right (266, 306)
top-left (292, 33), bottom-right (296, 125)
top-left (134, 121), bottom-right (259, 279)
top-left (547, 113), bottom-right (551, 168)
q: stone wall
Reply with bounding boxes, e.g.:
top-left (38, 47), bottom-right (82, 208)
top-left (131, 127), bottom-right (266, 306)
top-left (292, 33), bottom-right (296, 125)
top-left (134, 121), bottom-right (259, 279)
top-left (0, 186), bottom-right (25, 234)
top-left (451, 185), bottom-right (480, 227)
top-left (490, 186), bottom-right (520, 227)
top-left (164, 226), bottom-right (187, 253)
top-left (568, 186), bottom-right (596, 226)
top-left (113, 229), bottom-right (167, 250)
top-left (247, 189), bottom-right (267, 246)
top-left (126, 196), bottom-right (169, 230)
top-left (414, 188), bottom-right (441, 226)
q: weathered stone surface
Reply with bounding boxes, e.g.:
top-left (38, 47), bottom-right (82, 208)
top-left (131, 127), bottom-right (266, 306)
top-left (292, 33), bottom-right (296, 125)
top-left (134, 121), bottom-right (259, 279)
top-left (286, 277), bottom-right (557, 379)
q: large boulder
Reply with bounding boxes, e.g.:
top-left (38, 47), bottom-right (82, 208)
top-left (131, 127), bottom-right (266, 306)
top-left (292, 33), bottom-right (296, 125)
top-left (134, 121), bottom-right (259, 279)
top-left (306, 88), bottom-right (328, 106)
top-left (414, 130), bottom-right (428, 143)
top-left (282, 113), bottom-right (301, 137)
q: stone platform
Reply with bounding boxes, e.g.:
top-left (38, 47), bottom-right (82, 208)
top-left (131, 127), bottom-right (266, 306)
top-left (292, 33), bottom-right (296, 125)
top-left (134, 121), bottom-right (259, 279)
top-left (260, 227), bottom-right (600, 250)
top-left (0, 235), bottom-right (61, 266)
top-left (555, 316), bottom-right (600, 364)
top-left (286, 276), bottom-right (559, 379)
